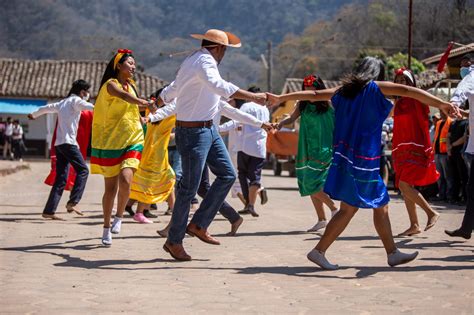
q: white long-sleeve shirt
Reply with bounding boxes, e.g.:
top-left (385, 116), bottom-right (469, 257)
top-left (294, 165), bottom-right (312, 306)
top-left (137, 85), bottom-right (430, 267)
top-left (30, 95), bottom-right (94, 146)
top-left (160, 48), bottom-right (240, 121)
top-left (219, 120), bottom-right (243, 153)
top-left (451, 65), bottom-right (474, 154)
top-left (238, 102), bottom-right (270, 158)
top-left (148, 100), bottom-right (263, 129)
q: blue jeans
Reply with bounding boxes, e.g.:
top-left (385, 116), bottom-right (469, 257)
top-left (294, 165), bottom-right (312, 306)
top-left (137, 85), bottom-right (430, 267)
top-left (168, 146), bottom-right (182, 181)
top-left (168, 146), bottom-right (198, 205)
top-left (43, 144), bottom-right (89, 214)
top-left (168, 125), bottom-right (236, 244)
top-left (199, 165), bottom-right (241, 224)
top-left (435, 154), bottom-right (454, 199)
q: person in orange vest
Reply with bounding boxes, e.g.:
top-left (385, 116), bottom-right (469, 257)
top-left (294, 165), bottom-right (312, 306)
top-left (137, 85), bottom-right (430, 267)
top-left (433, 112), bottom-right (453, 201)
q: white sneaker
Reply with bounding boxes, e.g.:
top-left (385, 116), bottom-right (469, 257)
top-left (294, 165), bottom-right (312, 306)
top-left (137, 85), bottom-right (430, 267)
top-left (111, 217), bottom-right (122, 234)
top-left (307, 249), bottom-right (339, 270)
top-left (387, 249), bottom-right (419, 267)
top-left (102, 228), bottom-right (112, 246)
top-left (307, 220), bottom-right (327, 232)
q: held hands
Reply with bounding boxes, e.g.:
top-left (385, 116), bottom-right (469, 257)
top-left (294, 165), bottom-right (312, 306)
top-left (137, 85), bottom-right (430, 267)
top-left (253, 92), bottom-right (268, 105)
top-left (27, 114), bottom-right (35, 120)
top-left (444, 103), bottom-right (461, 119)
top-left (265, 93), bottom-right (281, 108)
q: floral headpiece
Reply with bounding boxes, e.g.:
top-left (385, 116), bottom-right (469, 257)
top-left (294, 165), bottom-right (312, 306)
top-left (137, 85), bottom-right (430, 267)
top-left (303, 75), bottom-right (318, 88)
top-left (113, 49), bottom-right (133, 70)
top-left (394, 67), bottom-right (414, 84)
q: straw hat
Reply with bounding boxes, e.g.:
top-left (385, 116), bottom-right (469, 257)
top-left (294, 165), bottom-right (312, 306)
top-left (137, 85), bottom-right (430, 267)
top-left (190, 29), bottom-right (241, 48)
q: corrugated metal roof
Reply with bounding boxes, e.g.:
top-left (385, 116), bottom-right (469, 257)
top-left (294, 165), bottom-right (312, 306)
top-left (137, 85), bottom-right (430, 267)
top-left (0, 58), bottom-right (166, 99)
top-left (422, 43), bottom-right (474, 65)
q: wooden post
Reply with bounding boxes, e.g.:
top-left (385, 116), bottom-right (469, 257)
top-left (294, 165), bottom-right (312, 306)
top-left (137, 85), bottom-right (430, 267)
top-left (267, 41), bottom-right (273, 93)
top-left (408, 0), bottom-right (413, 69)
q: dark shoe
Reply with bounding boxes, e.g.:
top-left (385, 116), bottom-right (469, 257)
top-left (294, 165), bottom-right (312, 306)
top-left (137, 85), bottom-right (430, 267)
top-left (150, 203), bottom-right (158, 210)
top-left (247, 206), bottom-right (259, 217)
top-left (143, 209), bottom-right (158, 219)
top-left (125, 206), bottom-right (135, 217)
top-left (445, 229), bottom-right (471, 239)
top-left (238, 208), bottom-right (250, 215)
top-left (163, 241), bottom-right (191, 261)
top-left (186, 223), bottom-right (220, 245)
top-left (259, 188), bottom-right (268, 205)
top-left (164, 208), bottom-right (173, 216)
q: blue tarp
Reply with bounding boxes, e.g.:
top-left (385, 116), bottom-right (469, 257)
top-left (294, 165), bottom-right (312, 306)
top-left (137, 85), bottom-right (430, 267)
top-left (0, 98), bottom-right (47, 114)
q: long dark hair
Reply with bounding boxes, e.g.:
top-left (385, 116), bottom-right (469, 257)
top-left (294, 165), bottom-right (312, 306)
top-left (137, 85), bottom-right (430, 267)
top-left (149, 85), bottom-right (168, 125)
top-left (299, 75), bottom-right (330, 114)
top-left (67, 79), bottom-right (90, 97)
top-left (337, 57), bottom-right (385, 99)
top-left (99, 52), bottom-right (135, 88)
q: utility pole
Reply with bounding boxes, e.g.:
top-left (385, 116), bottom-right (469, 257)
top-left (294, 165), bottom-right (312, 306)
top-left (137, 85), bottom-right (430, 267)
top-left (408, 0), bottom-right (413, 69)
top-left (261, 41), bottom-right (273, 92)
top-left (267, 41), bottom-right (273, 93)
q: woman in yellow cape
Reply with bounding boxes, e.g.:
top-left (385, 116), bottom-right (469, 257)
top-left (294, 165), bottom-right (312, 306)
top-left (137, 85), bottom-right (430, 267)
top-left (129, 89), bottom-right (176, 223)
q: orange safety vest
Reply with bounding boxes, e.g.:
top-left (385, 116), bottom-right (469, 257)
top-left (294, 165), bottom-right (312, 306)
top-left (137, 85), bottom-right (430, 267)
top-left (433, 118), bottom-right (452, 153)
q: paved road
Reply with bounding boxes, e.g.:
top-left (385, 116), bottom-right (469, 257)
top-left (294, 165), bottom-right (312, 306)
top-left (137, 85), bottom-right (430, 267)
top-left (0, 161), bottom-right (472, 314)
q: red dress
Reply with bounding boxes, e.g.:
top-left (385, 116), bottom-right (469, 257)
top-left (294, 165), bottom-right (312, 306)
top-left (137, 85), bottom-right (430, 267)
top-left (392, 97), bottom-right (439, 187)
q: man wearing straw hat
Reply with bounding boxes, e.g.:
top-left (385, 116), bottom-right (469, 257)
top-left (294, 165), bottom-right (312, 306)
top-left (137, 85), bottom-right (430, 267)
top-left (156, 29), bottom-right (269, 261)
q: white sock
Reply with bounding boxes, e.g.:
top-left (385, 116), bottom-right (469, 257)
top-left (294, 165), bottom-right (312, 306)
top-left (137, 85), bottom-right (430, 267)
top-left (307, 249), bottom-right (339, 270)
top-left (111, 217), bottom-right (122, 234)
top-left (102, 227), bottom-right (112, 246)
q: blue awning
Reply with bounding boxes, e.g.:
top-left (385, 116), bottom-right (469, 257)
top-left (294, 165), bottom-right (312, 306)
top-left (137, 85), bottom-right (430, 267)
top-left (0, 98), bottom-right (47, 114)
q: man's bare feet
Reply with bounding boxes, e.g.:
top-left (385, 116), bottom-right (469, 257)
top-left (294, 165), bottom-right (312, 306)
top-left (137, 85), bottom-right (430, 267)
top-left (42, 213), bottom-right (65, 221)
top-left (66, 204), bottom-right (84, 216)
top-left (396, 226), bottom-right (421, 237)
top-left (425, 213), bottom-right (440, 231)
top-left (227, 217), bottom-right (243, 236)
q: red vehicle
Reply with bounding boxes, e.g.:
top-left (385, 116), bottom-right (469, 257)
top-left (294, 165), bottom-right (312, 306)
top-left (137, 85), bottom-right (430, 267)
top-left (266, 129), bottom-right (298, 177)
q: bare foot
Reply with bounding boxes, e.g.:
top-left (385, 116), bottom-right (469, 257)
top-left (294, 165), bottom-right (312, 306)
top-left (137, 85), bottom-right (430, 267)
top-left (66, 204), bottom-right (84, 216)
top-left (425, 213), bottom-right (440, 231)
top-left (396, 226), bottom-right (421, 237)
top-left (227, 217), bottom-right (244, 236)
top-left (42, 213), bottom-right (65, 221)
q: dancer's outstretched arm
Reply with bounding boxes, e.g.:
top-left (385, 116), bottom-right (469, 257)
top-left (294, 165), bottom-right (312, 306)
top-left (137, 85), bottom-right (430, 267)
top-left (276, 104), bottom-right (301, 130)
top-left (266, 88), bottom-right (338, 107)
top-left (376, 81), bottom-right (458, 117)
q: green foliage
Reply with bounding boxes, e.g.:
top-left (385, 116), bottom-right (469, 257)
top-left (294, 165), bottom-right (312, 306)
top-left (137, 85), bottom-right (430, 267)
top-left (386, 53), bottom-right (425, 77)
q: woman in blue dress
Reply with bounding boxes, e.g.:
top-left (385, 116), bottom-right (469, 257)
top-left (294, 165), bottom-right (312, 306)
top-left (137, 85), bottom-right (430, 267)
top-left (267, 57), bottom-right (456, 270)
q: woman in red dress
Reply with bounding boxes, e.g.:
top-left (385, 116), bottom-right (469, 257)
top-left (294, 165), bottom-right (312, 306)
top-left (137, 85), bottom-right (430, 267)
top-left (392, 68), bottom-right (440, 236)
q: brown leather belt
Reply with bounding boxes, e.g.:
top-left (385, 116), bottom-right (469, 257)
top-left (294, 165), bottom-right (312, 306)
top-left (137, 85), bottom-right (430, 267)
top-left (176, 120), bottom-right (213, 128)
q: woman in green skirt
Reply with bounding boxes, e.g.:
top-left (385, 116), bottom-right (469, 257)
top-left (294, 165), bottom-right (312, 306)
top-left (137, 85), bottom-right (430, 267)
top-left (277, 74), bottom-right (338, 232)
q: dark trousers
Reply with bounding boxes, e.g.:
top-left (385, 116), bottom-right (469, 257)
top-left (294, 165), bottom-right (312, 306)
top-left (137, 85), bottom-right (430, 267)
top-left (198, 165), bottom-right (241, 224)
top-left (451, 149), bottom-right (468, 201)
top-left (237, 151), bottom-right (264, 204)
top-left (43, 144), bottom-right (89, 214)
top-left (460, 156), bottom-right (474, 234)
top-left (12, 139), bottom-right (23, 159)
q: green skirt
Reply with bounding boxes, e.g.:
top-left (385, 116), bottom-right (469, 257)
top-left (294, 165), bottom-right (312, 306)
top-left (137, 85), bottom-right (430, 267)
top-left (296, 105), bottom-right (334, 196)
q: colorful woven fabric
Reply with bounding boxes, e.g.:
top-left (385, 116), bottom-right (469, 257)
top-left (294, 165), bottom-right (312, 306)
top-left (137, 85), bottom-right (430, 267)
top-left (129, 114), bottom-right (176, 204)
top-left (296, 105), bottom-right (334, 196)
top-left (91, 79), bottom-right (144, 177)
top-left (392, 97), bottom-right (439, 187)
top-left (324, 81), bottom-right (393, 208)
